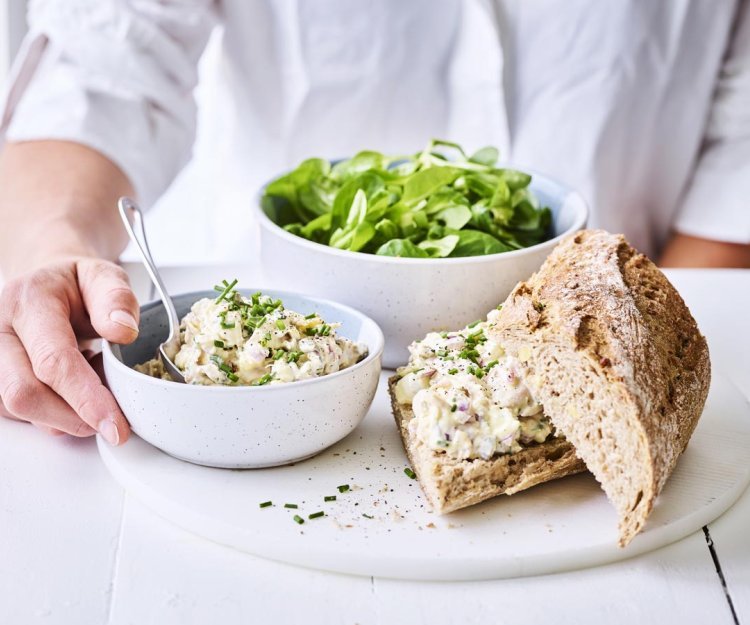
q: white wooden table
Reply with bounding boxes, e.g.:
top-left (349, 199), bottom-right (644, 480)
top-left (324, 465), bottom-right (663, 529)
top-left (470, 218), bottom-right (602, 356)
top-left (1, 266), bottom-right (748, 625)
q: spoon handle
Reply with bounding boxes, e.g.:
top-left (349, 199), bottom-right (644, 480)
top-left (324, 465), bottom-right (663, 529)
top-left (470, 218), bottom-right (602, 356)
top-left (117, 197), bottom-right (181, 344)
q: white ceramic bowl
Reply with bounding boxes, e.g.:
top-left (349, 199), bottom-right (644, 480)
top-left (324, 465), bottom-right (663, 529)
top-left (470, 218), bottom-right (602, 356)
top-left (102, 289), bottom-right (384, 469)
top-left (256, 170), bottom-right (588, 368)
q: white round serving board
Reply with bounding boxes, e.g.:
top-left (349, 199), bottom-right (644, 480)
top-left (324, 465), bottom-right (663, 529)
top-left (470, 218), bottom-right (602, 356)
top-left (98, 372), bottom-right (750, 581)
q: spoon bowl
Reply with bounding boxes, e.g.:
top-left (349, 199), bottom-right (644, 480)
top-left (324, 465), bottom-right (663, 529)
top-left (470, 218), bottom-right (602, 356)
top-left (117, 197), bottom-right (186, 383)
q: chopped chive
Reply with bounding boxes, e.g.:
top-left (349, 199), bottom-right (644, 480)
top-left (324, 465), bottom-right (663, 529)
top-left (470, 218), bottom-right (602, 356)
top-left (440, 331), bottom-right (448, 339)
top-left (284, 503), bottom-right (298, 509)
top-left (259, 501), bottom-right (272, 508)
top-left (293, 515), bottom-right (304, 525)
top-left (252, 373), bottom-right (274, 386)
top-left (226, 372), bottom-right (239, 382)
top-left (305, 324), bottom-right (331, 337)
top-left (275, 319), bottom-right (286, 331)
top-left (451, 404), bottom-right (457, 412)
top-left (404, 467), bottom-right (417, 479)
top-left (305, 312), bottom-right (318, 319)
top-left (286, 351), bottom-right (302, 364)
top-left (337, 484), bottom-right (350, 493)
top-left (362, 513), bottom-right (374, 519)
top-left (324, 495), bottom-right (337, 502)
top-left (273, 349), bottom-right (285, 360)
top-left (215, 278), bottom-right (238, 303)
top-left (220, 321), bottom-right (236, 329)
top-left (309, 511), bottom-right (325, 520)
top-left (213, 339), bottom-right (225, 348)
top-left (467, 319), bottom-right (482, 329)
top-left (448, 368), bottom-right (458, 375)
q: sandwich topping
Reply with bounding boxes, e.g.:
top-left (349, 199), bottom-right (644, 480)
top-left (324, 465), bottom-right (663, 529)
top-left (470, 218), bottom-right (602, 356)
top-left (135, 280), bottom-right (367, 385)
top-left (395, 309), bottom-right (554, 460)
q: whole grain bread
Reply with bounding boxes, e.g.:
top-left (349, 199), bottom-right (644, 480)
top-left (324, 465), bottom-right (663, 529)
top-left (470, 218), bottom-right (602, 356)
top-left (492, 230), bottom-right (710, 546)
top-left (388, 376), bottom-right (587, 513)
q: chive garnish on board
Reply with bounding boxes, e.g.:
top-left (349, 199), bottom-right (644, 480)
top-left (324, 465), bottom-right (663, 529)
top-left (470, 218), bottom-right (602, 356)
top-left (324, 495), bottom-right (336, 502)
top-left (259, 501), bottom-right (272, 508)
top-left (404, 467), bottom-right (417, 479)
top-left (362, 513), bottom-right (374, 519)
top-left (337, 484), bottom-right (350, 493)
top-left (293, 515), bottom-right (304, 525)
top-left (284, 503), bottom-right (298, 509)
top-left (309, 511), bottom-right (325, 520)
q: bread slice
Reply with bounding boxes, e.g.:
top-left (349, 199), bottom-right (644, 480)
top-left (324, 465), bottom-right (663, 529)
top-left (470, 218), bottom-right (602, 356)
top-left (388, 376), bottom-right (587, 513)
top-left (492, 230), bottom-right (710, 546)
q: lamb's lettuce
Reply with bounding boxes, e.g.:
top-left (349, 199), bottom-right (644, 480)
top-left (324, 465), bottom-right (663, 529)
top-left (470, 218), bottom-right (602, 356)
top-left (261, 139), bottom-right (551, 258)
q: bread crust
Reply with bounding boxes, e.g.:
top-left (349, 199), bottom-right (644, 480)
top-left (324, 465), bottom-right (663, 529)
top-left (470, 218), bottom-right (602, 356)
top-left (389, 376), bottom-right (587, 514)
top-left (492, 230), bottom-right (711, 546)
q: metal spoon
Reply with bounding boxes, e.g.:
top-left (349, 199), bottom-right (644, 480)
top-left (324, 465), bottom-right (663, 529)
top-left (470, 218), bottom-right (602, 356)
top-left (118, 197), bottom-right (186, 383)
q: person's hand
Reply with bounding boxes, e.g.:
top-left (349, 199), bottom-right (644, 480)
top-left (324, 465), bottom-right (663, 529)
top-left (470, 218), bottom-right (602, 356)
top-left (0, 257), bottom-right (138, 444)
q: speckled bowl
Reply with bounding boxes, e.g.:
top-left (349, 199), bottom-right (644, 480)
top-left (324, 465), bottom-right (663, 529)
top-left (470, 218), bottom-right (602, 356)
top-left (102, 289), bottom-right (384, 468)
top-left (256, 170), bottom-right (588, 368)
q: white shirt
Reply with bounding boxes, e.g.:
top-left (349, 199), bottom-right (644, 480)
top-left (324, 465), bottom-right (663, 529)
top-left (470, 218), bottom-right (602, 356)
top-left (2, 0), bottom-right (750, 263)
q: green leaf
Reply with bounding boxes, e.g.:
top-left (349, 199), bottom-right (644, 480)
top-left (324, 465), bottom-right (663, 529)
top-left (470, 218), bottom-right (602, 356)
top-left (469, 146), bottom-right (499, 167)
top-left (331, 151), bottom-right (387, 180)
top-left (374, 218), bottom-right (400, 241)
top-left (401, 167), bottom-right (459, 204)
top-left (423, 189), bottom-right (470, 216)
top-left (418, 234), bottom-right (460, 258)
top-left (501, 169), bottom-right (532, 191)
top-left (435, 205), bottom-right (472, 230)
top-left (330, 172), bottom-right (384, 232)
top-left (298, 179), bottom-right (335, 217)
top-left (329, 221), bottom-right (376, 252)
top-left (348, 221), bottom-right (376, 251)
top-left (300, 213), bottom-right (331, 242)
top-left (449, 230), bottom-right (513, 257)
top-left (363, 190), bottom-right (391, 223)
top-left (345, 189), bottom-right (368, 227)
top-left (376, 239), bottom-right (429, 258)
top-left (423, 139), bottom-right (467, 160)
top-left (463, 172), bottom-right (498, 199)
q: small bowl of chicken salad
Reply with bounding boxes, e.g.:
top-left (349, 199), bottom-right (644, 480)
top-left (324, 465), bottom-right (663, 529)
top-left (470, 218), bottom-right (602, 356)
top-left (102, 281), bottom-right (384, 468)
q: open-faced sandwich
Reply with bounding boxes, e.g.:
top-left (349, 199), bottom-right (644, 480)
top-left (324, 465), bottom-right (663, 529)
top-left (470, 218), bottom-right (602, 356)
top-left (390, 229), bottom-right (710, 546)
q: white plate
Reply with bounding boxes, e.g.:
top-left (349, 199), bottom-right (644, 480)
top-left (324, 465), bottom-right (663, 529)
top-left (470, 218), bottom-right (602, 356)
top-left (98, 372), bottom-right (750, 581)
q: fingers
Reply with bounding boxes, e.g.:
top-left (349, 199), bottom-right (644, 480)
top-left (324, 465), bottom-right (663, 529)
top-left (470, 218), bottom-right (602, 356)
top-left (10, 298), bottom-right (130, 445)
top-left (77, 260), bottom-right (140, 345)
top-left (0, 330), bottom-right (96, 437)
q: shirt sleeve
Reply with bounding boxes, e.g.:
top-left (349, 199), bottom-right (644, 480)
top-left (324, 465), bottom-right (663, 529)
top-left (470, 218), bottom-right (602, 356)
top-left (674, 0), bottom-right (750, 244)
top-left (0, 1), bottom-right (217, 207)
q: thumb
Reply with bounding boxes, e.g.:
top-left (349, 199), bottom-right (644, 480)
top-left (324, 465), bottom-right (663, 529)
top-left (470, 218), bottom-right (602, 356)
top-left (77, 259), bottom-right (140, 344)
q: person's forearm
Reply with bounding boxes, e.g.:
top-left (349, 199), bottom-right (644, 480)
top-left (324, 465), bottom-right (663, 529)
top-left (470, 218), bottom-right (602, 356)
top-left (0, 140), bottom-right (134, 279)
top-left (660, 232), bottom-right (750, 268)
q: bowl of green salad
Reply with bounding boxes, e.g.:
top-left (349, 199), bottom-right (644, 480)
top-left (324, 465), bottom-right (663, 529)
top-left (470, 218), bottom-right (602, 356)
top-left (256, 140), bottom-right (587, 368)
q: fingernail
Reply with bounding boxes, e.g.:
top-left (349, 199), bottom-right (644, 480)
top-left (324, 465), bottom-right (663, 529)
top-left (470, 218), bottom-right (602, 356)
top-left (99, 419), bottom-right (120, 446)
top-left (110, 310), bottom-right (139, 333)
